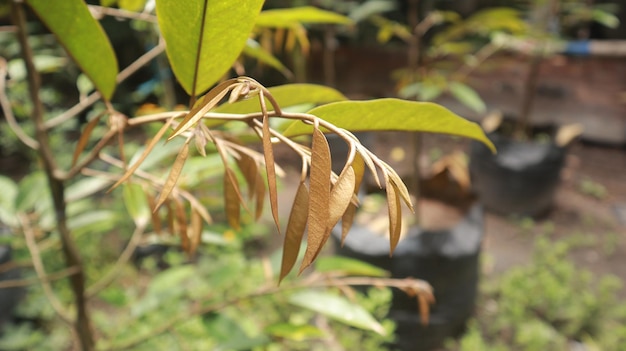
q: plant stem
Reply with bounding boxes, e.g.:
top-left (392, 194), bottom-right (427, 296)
top-left (516, 55), bottom-right (542, 139)
top-left (408, 0), bottom-right (422, 224)
top-left (12, 3), bottom-right (95, 350)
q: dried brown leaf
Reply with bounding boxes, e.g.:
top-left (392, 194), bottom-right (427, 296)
top-left (300, 127), bottom-right (332, 272)
top-left (224, 167), bottom-right (241, 230)
top-left (189, 208), bottom-right (203, 254)
top-left (173, 197), bottom-right (189, 252)
top-left (385, 176), bottom-right (402, 255)
top-left (254, 172), bottom-right (266, 220)
top-left (418, 293), bottom-right (431, 325)
top-left (185, 193), bottom-right (213, 225)
top-left (262, 115), bottom-right (281, 233)
top-left (279, 181), bottom-right (309, 282)
top-left (235, 153), bottom-right (258, 200)
top-left (71, 111), bottom-right (104, 167)
top-left (165, 199), bottom-right (175, 236)
top-left (110, 117), bottom-right (174, 191)
top-left (169, 78), bottom-right (237, 140)
top-left (340, 203), bottom-right (357, 247)
top-left (154, 139), bottom-right (190, 211)
top-left (145, 191), bottom-right (162, 234)
top-left (352, 152), bottom-right (366, 194)
top-left (358, 147), bottom-right (381, 188)
top-left (327, 166), bottom-right (355, 230)
top-left (384, 165), bottom-right (414, 212)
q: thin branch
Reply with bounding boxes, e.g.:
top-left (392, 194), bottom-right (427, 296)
top-left (44, 39), bottom-right (166, 130)
top-left (12, 3), bottom-right (94, 349)
top-left (102, 274), bottom-right (432, 351)
top-left (62, 127), bottom-right (118, 180)
top-left (19, 215), bottom-right (73, 324)
top-left (0, 57), bottom-right (39, 149)
top-left (88, 5), bottom-right (157, 23)
top-left (86, 223), bottom-right (147, 298)
top-left (0, 266), bottom-right (79, 289)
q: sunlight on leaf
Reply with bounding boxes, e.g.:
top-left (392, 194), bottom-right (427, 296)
top-left (156, 0), bottom-right (264, 96)
top-left (26, 0), bottom-right (118, 100)
top-left (289, 290), bottom-right (386, 335)
top-left (283, 99), bottom-right (495, 152)
top-left (256, 6), bottom-right (353, 28)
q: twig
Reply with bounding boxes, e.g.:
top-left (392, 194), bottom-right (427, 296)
top-left (102, 274), bottom-right (433, 350)
top-left (0, 57), bottom-right (39, 149)
top-left (0, 266), bottom-right (79, 289)
top-left (87, 5), bottom-right (157, 23)
top-left (44, 39), bottom-right (166, 129)
top-left (19, 215), bottom-right (73, 324)
top-left (12, 3), bottom-right (95, 349)
top-left (86, 223), bottom-right (146, 298)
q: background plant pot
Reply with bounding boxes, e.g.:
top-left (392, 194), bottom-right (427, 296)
top-left (333, 204), bottom-right (484, 351)
top-left (469, 132), bottom-right (567, 218)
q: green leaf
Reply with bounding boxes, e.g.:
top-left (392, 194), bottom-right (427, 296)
top-left (0, 176), bottom-right (18, 227)
top-left (213, 83), bottom-right (347, 114)
top-left (25, 0), bottom-right (118, 100)
top-left (255, 6), bottom-right (353, 28)
top-left (242, 39), bottom-right (292, 78)
top-left (289, 290), bottom-right (386, 334)
top-left (156, 0), bottom-right (264, 97)
top-left (349, 0), bottom-right (397, 23)
top-left (265, 323), bottom-right (324, 341)
top-left (448, 81), bottom-right (486, 114)
top-left (68, 210), bottom-right (117, 236)
top-left (283, 98), bottom-right (496, 152)
top-left (15, 172), bottom-right (48, 212)
top-left (122, 183), bottom-right (150, 226)
top-left (592, 8), bottom-right (620, 29)
top-left (315, 256), bottom-right (388, 277)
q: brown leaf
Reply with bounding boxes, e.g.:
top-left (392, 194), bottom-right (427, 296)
top-left (224, 167), bottom-right (241, 230)
top-left (254, 172), bottom-right (266, 220)
top-left (235, 152), bottom-right (258, 200)
top-left (110, 117), bottom-right (175, 191)
top-left (351, 152), bottom-right (366, 195)
top-left (279, 181), bottom-right (309, 282)
top-left (145, 191), bottom-right (162, 234)
top-left (71, 111), bottom-right (104, 167)
top-left (358, 148), bottom-right (381, 188)
top-left (340, 203), bottom-right (357, 247)
top-left (384, 165), bottom-right (414, 212)
top-left (385, 176), bottom-right (402, 255)
top-left (185, 193), bottom-right (213, 225)
top-left (173, 197), bottom-right (189, 252)
top-left (418, 293), bottom-right (431, 325)
top-left (168, 78), bottom-right (237, 140)
top-left (300, 127), bottom-right (332, 272)
top-left (155, 139), bottom-right (190, 211)
top-left (262, 115), bottom-right (281, 233)
top-left (327, 166), bottom-right (355, 231)
top-left (189, 208), bottom-right (203, 254)
top-left (165, 199), bottom-right (175, 236)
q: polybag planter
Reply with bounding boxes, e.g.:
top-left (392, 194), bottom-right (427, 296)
top-left (332, 204), bottom-right (484, 351)
top-left (469, 132), bottom-right (566, 217)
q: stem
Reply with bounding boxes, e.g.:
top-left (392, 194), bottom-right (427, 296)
top-left (12, 3), bottom-right (95, 350)
top-left (516, 55), bottom-right (542, 139)
top-left (408, 0), bottom-right (422, 224)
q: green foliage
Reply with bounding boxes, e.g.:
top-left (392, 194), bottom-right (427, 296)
top-left (25, 0), bottom-right (118, 100)
top-left (255, 6), bottom-right (353, 28)
top-left (156, 0), bottom-right (264, 97)
top-left (283, 98), bottom-right (496, 152)
top-left (449, 235), bottom-right (626, 350)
